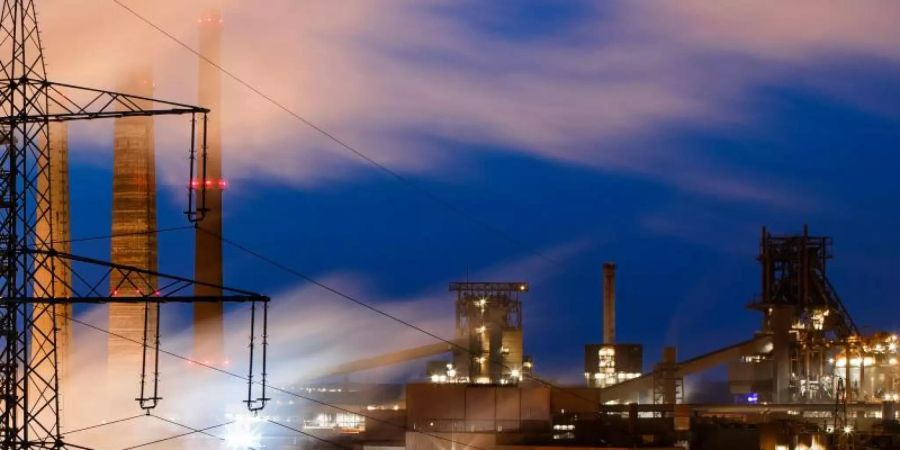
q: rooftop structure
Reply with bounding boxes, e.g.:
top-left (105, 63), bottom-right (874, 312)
top-left (449, 281), bottom-right (528, 385)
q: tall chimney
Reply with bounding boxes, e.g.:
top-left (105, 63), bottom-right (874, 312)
top-left (32, 120), bottom-right (71, 425)
top-left (108, 68), bottom-right (157, 372)
top-left (193, 9), bottom-right (225, 364)
top-left (603, 262), bottom-right (616, 344)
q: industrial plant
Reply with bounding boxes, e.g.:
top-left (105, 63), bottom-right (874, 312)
top-left (0, 1), bottom-right (896, 450)
top-left (253, 227), bottom-right (900, 450)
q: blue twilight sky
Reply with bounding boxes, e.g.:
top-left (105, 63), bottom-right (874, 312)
top-left (43, 0), bottom-right (900, 383)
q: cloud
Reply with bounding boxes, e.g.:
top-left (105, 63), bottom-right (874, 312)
top-left (34, 0), bottom-right (900, 204)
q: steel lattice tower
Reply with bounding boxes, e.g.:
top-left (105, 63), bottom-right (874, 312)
top-left (0, 1), bottom-right (65, 444)
top-left (0, 1), bottom-right (270, 448)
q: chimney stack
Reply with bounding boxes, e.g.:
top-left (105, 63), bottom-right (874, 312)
top-left (194, 8), bottom-right (225, 364)
top-left (603, 262), bottom-right (616, 344)
top-left (108, 68), bottom-right (157, 370)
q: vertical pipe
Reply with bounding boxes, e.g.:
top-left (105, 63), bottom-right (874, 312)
top-left (860, 347), bottom-right (866, 401)
top-left (845, 344), bottom-right (852, 403)
top-left (194, 9), bottom-right (225, 365)
top-left (603, 263), bottom-right (616, 345)
top-left (772, 306), bottom-right (793, 403)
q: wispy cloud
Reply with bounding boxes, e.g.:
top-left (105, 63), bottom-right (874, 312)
top-left (36, 0), bottom-right (900, 204)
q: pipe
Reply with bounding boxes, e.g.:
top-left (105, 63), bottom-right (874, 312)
top-left (603, 262), bottom-right (616, 344)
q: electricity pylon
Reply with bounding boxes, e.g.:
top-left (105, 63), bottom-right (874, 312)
top-left (0, 1), bottom-right (269, 448)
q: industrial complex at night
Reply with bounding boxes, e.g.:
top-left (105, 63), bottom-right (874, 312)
top-left (1, 1), bottom-right (899, 450)
top-left (246, 227), bottom-right (900, 450)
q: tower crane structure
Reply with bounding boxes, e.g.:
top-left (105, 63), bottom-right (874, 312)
top-left (0, 1), bottom-right (269, 448)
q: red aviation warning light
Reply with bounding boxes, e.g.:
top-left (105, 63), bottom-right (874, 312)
top-left (190, 178), bottom-right (229, 190)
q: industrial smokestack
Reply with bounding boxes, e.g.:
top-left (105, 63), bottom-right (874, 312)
top-left (603, 262), bottom-right (616, 344)
top-left (108, 68), bottom-right (157, 371)
top-left (194, 9), bottom-right (225, 364)
top-left (32, 119), bottom-right (71, 426)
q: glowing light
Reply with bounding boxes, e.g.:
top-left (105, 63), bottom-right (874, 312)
top-left (843, 425), bottom-right (853, 434)
top-left (225, 416), bottom-right (262, 449)
top-left (476, 325), bottom-right (486, 333)
top-left (191, 179), bottom-right (228, 190)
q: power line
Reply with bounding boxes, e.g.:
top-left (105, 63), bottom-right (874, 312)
top-left (119, 419), bottom-right (233, 450)
top-left (148, 414), bottom-right (250, 449)
top-left (64, 413), bottom-right (147, 436)
top-left (108, 0), bottom-right (606, 424)
top-left (61, 406), bottom-right (256, 450)
top-left (109, 0), bottom-right (590, 280)
top-left (54, 225), bottom-right (194, 245)
top-left (60, 313), bottom-right (495, 450)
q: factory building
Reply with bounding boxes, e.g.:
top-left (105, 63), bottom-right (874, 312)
top-left (584, 263), bottom-right (643, 389)
top-left (193, 8), bottom-right (226, 365)
top-left (108, 69), bottom-right (158, 373)
top-left (262, 227), bottom-right (900, 450)
top-left (443, 282), bottom-right (530, 385)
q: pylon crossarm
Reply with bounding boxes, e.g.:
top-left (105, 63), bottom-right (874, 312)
top-left (0, 78), bottom-right (208, 124)
top-left (27, 249), bottom-right (264, 299)
top-left (25, 248), bottom-right (270, 414)
top-left (4, 296), bottom-right (265, 304)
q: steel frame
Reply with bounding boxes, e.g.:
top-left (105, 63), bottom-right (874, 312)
top-left (0, 1), bottom-right (269, 448)
top-left (753, 225), bottom-right (859, 404)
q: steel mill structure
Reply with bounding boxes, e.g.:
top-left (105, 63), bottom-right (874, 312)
top-left (0, 1), bottom-right (270, 448)
top-left (0, 1), bottom-right (896, 450)
top-left (255, 227), bottom-right (899, 450)
top-left (449, 282), bottom-right (529, 385)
